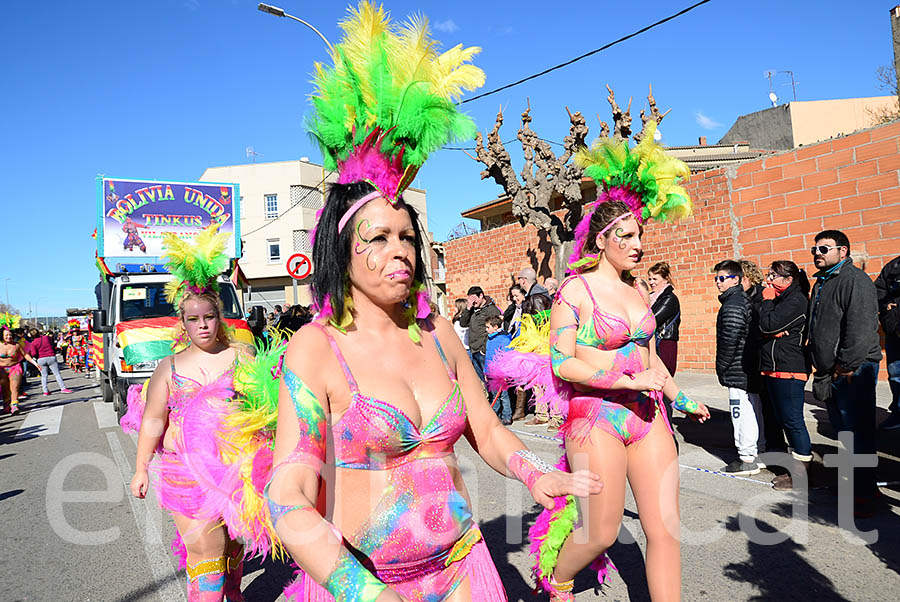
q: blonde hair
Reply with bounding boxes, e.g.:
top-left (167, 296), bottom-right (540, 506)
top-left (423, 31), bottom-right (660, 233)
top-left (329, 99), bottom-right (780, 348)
top-left (739, 259), bottom-right (764, 286)
top-left (171, 289), bottom-right (231, 350)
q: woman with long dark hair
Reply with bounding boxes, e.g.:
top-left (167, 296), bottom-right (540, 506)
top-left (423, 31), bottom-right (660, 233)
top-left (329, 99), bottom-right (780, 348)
top-left (759, 260), bottom-right (812, 490)
top-left (503, 284), bottom-right (527, 336)
top-left (265, 5), bottom-right (600, 601)
top-left (648, 261), bottom-right (680, 376)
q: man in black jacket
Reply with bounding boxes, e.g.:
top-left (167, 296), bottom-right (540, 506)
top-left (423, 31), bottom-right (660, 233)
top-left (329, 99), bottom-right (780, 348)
top-left (517, 268), bottom-right (553, 313)
top-left (715, 260), bottom-right (765, 475)
top-left (459, 286), bottom-right (501, 385)
top-left (876, 254), bottom-right (900, 430)
top-left (807, 230), bottom-right (882, 509)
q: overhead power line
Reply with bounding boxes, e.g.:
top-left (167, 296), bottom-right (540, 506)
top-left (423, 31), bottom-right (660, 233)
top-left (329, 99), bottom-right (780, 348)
top-left (242, 174), bottom-right (330, 237)
top-left (459, 0), bottom-right (714, 105)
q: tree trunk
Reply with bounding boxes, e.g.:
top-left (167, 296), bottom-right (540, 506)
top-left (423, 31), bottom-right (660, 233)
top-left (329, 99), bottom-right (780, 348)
top-left (554, 240), bottom-right (574, 281)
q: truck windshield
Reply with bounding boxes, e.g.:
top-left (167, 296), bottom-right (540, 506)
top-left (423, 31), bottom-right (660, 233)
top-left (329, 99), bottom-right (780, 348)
top-left (119, 283), bottom-right (242, 321)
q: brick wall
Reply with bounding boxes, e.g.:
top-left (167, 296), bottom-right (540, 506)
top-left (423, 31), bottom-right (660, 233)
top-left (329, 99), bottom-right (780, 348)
top-left (445, 120), bottom-right (900, 374)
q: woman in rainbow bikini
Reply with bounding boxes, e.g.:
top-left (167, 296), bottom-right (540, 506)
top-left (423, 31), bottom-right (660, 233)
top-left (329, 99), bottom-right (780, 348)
top-left (529, 123), bottom-right (711, 601)
top-left (128, 227), bottom-right (249, 602)
top-left (265, 6), bottom-right (600, 601)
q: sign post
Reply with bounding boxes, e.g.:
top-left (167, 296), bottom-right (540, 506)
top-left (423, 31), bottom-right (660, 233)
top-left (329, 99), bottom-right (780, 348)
top-left (286, 253), bottom-right (312, 305)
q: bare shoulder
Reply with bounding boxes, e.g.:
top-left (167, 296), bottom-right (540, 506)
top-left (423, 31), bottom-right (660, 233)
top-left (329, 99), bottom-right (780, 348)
top-left (149, 355), bottom-right (174, 389)
top-left (556, 274), bottom-right (586, 303)
top-left (284, 321), bottom-right (332, 369)
top-left (430, 314), bottom-right (455, 338)
top-left (153, 354), bottom-right (174, 376)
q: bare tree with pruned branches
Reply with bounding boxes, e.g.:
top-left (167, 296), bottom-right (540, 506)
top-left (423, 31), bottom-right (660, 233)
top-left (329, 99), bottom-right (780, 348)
top-left (471, 86), bottom-right (668, 279)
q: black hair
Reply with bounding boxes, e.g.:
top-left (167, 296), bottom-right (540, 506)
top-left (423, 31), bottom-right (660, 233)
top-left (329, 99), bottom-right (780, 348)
top-left (770, 260), bottom-right (811, 296)
top-left (815, 229), bottom-right (850, 252)
top-left (467, 286), bottom-right (484, 297)
top-left (311, 181), bottom-right (429, 322)
top-left (713, 259), bottom-right (743, 277)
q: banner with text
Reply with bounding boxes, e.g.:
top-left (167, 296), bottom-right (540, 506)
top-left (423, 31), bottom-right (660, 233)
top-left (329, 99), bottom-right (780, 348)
top-left (98, 177), bottom-right (240, 260)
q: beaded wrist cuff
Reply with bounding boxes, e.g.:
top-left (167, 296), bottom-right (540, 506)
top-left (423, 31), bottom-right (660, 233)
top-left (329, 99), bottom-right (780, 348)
top-left (509, 449), bottom-right (555, 492)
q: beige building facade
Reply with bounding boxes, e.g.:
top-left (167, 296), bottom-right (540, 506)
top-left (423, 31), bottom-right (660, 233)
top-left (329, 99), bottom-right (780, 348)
top-left (200, 159), bottom-right (428, 311)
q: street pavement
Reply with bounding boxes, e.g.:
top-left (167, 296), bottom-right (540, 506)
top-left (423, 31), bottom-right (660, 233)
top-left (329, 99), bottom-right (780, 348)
top-left (2, 366), bottom-right (899, 601)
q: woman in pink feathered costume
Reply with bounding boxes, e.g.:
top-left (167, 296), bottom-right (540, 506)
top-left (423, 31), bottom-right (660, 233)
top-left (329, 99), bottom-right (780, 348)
top-left (127, 232), bottom-right (251, 602)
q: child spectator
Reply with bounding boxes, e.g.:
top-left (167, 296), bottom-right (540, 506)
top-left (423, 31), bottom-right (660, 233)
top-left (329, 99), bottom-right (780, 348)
top-left (715, 259), bottom-right (765, 475)
top-left (484, 315), bottom-right (513, 425)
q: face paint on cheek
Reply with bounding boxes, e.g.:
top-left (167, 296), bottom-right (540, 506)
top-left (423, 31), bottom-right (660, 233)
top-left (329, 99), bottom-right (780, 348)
top-left (353, 219), bottom-right (377, 271)
top-left (613, 227), bottom-right (628, 250)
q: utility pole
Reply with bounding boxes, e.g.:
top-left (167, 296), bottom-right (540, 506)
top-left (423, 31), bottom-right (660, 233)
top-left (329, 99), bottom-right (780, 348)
top-left (891, 6), bottom-right (900, 104)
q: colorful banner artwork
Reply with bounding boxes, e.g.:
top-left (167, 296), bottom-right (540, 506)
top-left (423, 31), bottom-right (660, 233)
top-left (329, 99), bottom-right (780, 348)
top-left (98, 178), bottom-right (240, 260)
top-left (115, 317), bottom-right (254, 365)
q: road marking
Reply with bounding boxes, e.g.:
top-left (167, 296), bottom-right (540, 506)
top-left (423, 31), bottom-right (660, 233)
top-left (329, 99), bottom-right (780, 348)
top-left (107, 432), bottom-right (187, 602)
top-left (15, 406), bottom-right (64, 440)
top-left (93, 402), bottom-right (119, 429)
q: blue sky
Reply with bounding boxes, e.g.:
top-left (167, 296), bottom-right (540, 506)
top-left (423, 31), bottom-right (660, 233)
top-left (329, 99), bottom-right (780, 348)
top-left (2, 0), bottom-right (896, 316)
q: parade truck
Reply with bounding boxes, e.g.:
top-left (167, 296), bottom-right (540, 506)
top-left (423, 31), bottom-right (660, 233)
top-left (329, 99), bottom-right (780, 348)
top-left (91, 177), bottom-right (258, 420)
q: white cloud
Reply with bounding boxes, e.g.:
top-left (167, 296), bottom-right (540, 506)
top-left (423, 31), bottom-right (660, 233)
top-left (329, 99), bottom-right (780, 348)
top-left (434, 19), bottom-right (459, 33)
top-left (695, 112), bottom-right (723, 130)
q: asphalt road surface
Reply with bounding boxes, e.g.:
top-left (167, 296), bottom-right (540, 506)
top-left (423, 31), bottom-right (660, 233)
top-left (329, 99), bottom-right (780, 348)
top-left (2, 367), bottom-right (899, 601)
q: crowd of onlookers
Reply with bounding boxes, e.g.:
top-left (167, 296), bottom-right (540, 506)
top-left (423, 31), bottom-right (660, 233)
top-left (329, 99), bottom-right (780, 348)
top-left (454, 228), bottom-right (900, 517)
top-left (709, 228), bottom-right (899, 519)
top-left (1, 326), bottom-right (73, 413)
top-left (259, 304), bottom-right (315, 338)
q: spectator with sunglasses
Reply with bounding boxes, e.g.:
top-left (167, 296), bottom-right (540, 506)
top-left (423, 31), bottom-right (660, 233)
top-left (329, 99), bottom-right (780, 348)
top-left (807, 229), bottom-right (882, 515)
top-left (714, 259), bottom-right (765, 475)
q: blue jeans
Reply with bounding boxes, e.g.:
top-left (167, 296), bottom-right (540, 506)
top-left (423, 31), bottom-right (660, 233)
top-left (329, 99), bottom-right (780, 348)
top-left (765, 376), bottom-right (811, 459)
top-left (827, 361), bottom-right (878, 498)
top-left (489, 388), bottom-right (512, 422)
top-left (469, 351), bottom-right (486, 385)
top-left (886, 334), bottom-right (900, 414)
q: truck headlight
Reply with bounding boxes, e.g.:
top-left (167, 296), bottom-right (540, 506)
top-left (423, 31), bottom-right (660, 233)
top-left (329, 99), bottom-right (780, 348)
top-left (132, 360), bottom-right (160, 372)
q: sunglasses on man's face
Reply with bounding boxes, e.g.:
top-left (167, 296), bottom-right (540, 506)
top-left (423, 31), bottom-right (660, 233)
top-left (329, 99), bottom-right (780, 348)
top-left (713, 275), bottom-right (738, 283)
top-left (811, 245), bottom-right (840, 256)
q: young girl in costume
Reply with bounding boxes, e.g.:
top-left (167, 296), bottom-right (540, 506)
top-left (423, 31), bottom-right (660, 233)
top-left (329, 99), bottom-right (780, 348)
top-left (128, 226), bottom-right (251, 602)
top-left (264, 4), bottom-right (602, 601)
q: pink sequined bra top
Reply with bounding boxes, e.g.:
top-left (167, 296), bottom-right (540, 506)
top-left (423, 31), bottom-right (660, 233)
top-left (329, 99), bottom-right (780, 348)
top-left (168, 356), bottom-right (236, 416)
top-left (557, 275), bottom-right (656, 351)
top-left (312, 323), bottom-right (467, 471)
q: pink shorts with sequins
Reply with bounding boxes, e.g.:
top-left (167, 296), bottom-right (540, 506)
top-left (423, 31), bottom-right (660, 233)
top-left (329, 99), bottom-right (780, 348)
top-left (559, 389), bottom-right (672, 446)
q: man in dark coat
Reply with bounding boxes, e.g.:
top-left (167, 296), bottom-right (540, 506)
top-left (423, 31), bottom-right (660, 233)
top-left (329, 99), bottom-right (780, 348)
top-left (517, 268), bottom-right (552, 313)
top-left (807, 230), bottom-right (882, 512)
top-left (459, 286), bottom-right (501, 385)
top-left (876, 253), bottom-right (900, 430)
top-left (715, 260), bottom-right (765, 475)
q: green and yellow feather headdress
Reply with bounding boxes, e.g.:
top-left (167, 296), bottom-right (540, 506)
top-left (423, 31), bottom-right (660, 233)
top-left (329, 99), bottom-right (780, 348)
top-left (162, 225), bottom-right (230, 305)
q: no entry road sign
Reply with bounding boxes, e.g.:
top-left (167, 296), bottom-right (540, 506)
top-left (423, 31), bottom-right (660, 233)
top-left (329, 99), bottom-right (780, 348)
top-left (286, 253), bottom-right (311, 280)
